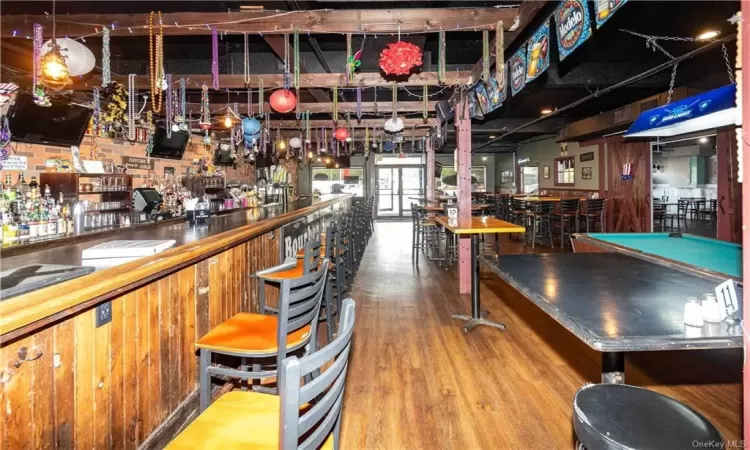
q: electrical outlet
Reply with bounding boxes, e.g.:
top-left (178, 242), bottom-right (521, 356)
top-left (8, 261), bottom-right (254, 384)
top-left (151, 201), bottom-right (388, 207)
top-left (96, 301), bottom-right (112, 327)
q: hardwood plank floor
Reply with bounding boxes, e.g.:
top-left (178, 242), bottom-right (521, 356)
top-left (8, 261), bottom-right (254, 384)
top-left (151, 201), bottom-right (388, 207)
top-left (341, 221), bottom-right (741, 449)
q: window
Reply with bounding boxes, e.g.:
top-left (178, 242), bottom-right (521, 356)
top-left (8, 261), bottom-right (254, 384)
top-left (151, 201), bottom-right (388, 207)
top-left (437, 166), bottom-right (487, 193)
top-left (555, 157), bottom-right (575, 186)
top-left (311, 167), bottom-right (364, 196)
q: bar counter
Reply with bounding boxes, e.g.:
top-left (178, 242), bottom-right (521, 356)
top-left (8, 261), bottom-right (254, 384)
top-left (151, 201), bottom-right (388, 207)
top-left (0, 194), bottom-right (351, 449)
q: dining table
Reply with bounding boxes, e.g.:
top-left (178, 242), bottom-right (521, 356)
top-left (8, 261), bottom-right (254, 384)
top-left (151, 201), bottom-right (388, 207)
top-left (434, 216), bottom-right (525, 333)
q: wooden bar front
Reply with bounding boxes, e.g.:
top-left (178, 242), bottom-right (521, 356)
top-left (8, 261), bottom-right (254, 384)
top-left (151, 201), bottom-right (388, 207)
top-left (0, 195), bottom-right (351, 449)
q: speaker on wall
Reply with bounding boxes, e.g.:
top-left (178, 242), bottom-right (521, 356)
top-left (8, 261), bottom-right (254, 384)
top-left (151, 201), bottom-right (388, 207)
top-left (435, 101), bottom-right (454, 123)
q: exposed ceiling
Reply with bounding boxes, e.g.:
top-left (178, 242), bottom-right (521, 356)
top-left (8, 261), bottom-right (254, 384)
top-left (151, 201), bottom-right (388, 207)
top-left (0, 0), bottom-right (740, 153)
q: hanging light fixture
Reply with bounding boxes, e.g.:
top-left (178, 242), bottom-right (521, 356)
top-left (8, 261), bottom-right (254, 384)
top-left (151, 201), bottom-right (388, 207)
top-left (40, 0), bottom-right (71, 90)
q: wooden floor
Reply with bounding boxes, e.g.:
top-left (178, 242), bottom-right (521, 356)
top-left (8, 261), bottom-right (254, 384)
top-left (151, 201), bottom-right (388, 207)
top-left (340, 221), bottom-right (741, 449)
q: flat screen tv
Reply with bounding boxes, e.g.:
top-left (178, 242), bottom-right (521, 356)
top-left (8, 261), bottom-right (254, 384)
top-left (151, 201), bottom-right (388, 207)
top-left (213, 143), bottom-right (236, 166)
top-left (150, 128), bottom-right (190, 160)
top-left (7, 92), bottom-right (93, 147)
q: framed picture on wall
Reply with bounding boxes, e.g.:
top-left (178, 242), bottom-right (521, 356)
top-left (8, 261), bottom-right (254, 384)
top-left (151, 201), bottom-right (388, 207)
top-left (543, 166), bottom-right (550, 179)
top-left (582, 166), bottom-right (593, 180)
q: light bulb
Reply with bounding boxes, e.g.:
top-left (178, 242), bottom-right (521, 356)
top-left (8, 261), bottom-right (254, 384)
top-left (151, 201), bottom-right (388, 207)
top-left (697, 30), bottom-right (720, 41)
top-left (278, 140), bottom-right (287, 150)
top-left (223, 115), bottom-right (233, 128)
top-left (308, 151), bottom-right (314, 159)
top-left (43, 58), bottom-right (67, 79)
top-left (325, 158), bottom-right (330, 164)
top-left (317, 157), bottom-right (322, 162)
top-left (335, 163), bottom-right (340, 168)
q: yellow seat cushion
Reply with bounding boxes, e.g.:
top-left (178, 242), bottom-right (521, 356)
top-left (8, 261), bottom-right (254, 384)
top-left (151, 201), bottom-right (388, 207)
top-left (165, 390), bottom-right (334, 450)
top-left (196, 312), bottom-right (311, 354)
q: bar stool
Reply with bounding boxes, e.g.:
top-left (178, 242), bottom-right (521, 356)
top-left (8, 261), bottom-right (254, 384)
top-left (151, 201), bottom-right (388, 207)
top-left (578, 199), bottom-right (606, 233)
top-left (196, 260), bottom-right (329, 411)
top-left (526, 201), bottom-right (554, 248)
top-left (553, 199), bottom-right (579, 249)
top-left (509, 199), bottom-right (528, 241)
top-left (573, 384), bottom-right (722, 450)
top-left (411, 204), bottom-right (436, 263)
top-left (166, 299), bottom-right (356, 450)
top-left (258, 240), bottom-right (322, 315)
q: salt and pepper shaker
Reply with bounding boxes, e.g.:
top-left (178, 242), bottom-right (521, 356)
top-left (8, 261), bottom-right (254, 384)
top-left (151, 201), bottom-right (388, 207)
top-left (683, 297), bottom-right (704, 327)
top-left (701, 293), bottom-right (722, 323)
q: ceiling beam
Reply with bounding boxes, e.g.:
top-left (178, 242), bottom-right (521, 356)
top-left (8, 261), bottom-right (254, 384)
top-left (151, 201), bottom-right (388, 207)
top-left (269, 118), bottom-right (436, 128)
top-left (32, 71), bottom-right (471, 90)
top-left (1, 8), bottom-right (518, 38)
top-left (470, 1), bottom-right (548, 83)
top-left (186, 101), bottom-right (437, 115)
top-left (279, 129), bottom-right (428, 138)
top-left (263, 35), bottom-right (332, 104)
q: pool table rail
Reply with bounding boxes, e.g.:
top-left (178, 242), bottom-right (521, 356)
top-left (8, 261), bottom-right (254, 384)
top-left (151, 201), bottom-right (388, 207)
top-left (571, 233), bottom-right (742, 286)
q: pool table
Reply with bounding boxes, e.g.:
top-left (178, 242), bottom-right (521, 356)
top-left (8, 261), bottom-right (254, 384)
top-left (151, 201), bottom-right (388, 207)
top-left (571, 233), bottom-right (742, 284)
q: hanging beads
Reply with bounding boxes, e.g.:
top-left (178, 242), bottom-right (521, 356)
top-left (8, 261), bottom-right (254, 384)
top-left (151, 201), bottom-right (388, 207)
top-left (211, 26), bottom-right (219, 90)
top-left (102, 27), bottom-right (111, 86)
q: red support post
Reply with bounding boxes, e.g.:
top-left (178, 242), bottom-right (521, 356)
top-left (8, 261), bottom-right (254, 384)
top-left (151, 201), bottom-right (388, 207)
top-left (455, 99), bottom-right (472, 294)
top-left (426, 137), bottom-right (436, 202)
top-left (740, 1), bottom-right (749, 440)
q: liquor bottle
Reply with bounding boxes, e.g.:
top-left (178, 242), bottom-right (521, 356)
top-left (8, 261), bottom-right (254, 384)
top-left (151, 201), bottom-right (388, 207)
top-left (47, 204), bottom-right (57, 236)
top-left (3, 211), bottom-right (17, 242)
top-left (37, 206), bottom-right (48, 237)
top-left (28, 176), bottom-right (38, 191)
top-left (28, 208), bottom-right (39, 239)
top-left (18, 211), bottom-right (29, 240)
top-left (65, 204), bottom-right (74, 234)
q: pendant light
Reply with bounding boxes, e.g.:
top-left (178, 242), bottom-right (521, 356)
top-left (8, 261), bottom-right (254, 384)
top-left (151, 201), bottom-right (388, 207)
top-left (40, 0), bottom-right (72, 90)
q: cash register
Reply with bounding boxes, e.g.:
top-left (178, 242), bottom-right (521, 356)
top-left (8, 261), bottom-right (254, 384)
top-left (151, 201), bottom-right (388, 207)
top-left (133, 188), bottom-right (172, 222)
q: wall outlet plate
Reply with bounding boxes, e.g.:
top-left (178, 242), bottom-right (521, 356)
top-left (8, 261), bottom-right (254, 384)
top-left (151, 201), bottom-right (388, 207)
top-left (96, 301), bottom-right (112, 327)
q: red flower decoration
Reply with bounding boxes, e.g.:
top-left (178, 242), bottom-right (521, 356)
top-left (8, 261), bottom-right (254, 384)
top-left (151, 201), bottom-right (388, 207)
top-left (379, 42), bottom-right (423, 76)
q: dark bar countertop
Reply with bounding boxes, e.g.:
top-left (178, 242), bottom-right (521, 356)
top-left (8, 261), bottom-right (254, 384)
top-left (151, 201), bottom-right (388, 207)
top-left (0, 195), bottom-right (345, 272)
top-left (0, 194), bottom-right (351, 339)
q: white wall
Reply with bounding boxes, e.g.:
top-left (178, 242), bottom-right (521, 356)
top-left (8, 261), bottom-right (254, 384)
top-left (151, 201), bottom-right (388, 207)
top-left (516, 137), bottom-right (600, 190)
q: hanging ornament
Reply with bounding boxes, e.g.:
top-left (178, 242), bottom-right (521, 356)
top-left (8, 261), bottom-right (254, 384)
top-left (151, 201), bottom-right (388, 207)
top-left (438, 30), bottom-right (446, 84)
top-left (39, 0), bottom-right (72, 92)
top-left (0, 116), bottom-right (11, 169)
top-left (258, 79), bottom-right (264, 114)
top-left (211, 27), bottom-right (219, 90)
top-left (356, 86), bottom-right (362, 121)
top-left (345, 34), bottom-right (363, 84)
top-left (0, 83), bottom-right (18, 106)
top-left (373, 86), bottom-right (378, 115)
top-left (335, 127), bottom-right (349, 142)
top-left (32, 24), bottom-right (43, 95)
top-left (127, 74), bottom-right (136, 141)
top-left (293, 29), bottom-right (300, 90)
top-left (379, 42), bottom-right (423, 76)
top-left (289, 137), bottom-right (302, 149)
top-left (283, 33), bottom-right (291, 90)
top-left (332, 84), bottom-right (339, 120)
top-left (496, 21), bottom-right (504, 82)
top-left (384, 117), bottom-right (404, 132)
top-left (364, 126), bottom-right (370, 151)
top-left (392, 81), bottom-right (398, 119)
top-left (243, 32), bottom-right (251, 85)
top-left (91, 87), bottom-right (101, 137)
top-left (199, 84), bottom-right (211, 130)
top-left (102, 27), bottom-right (111, 86)
top-left (422, 85), bottom-right (428, 120)
top-left (269, 89), bottom-right (297, 113)
top-left (165, 74), bottom-right (173, 136)
top-left (482, 30), bottom-right (490, 81)
top-left (149, 11), bottom-right (164, 113)
top-left (305, 111), bottom-right (311, 143)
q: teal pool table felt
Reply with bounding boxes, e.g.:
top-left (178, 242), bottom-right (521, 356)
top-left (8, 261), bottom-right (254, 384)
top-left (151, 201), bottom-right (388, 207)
top-left (587, 233), bottom-right (742, 278)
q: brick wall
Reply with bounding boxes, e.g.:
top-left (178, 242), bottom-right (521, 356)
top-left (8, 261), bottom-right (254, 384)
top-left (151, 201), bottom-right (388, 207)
top-left (2, 135), bottom-right (256, 187)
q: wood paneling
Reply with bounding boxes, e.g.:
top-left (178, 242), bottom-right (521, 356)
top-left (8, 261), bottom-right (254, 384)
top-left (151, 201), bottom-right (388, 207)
top-left (606, 137), bottom-right (652, 232)
top-left (716, 127), bottom-right (742, 243)
top-left (0, 220), bottom-right (285, 449)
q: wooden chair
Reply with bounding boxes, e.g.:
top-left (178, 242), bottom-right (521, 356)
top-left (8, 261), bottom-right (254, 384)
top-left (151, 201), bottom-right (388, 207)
top-left (167, 298), bottom-right (356, 450)
top-left (196, 260), bottom-right (330, 411)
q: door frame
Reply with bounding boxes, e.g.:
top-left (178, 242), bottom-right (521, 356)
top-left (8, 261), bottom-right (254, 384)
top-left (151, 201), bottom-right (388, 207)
top-left (375, 164), bottom-right (425, 218)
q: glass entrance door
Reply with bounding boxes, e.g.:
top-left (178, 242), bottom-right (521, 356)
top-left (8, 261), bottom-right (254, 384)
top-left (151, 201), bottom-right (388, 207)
top-left (376, 166), bottom-right (424, 218)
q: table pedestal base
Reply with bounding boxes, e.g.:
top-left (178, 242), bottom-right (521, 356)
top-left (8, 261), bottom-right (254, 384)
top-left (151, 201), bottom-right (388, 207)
top-left (451, 311), bottom-right (506, 333)
top-left (602, 352), bottom-right (625, 384)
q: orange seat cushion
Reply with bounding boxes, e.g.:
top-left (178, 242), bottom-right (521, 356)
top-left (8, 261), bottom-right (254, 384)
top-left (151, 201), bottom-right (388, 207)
top-left (259, 261), bottom-right (305, 281)
top-left (164, 390), bottom-right (334, 450)
top-left (196, 312), bottom-right (311, 354)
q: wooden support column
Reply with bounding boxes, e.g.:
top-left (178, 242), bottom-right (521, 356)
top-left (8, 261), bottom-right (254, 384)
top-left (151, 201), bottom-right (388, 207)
top-left (741, 1), bottom-right (750, 440)
top-left (455, 100), bottom-right (472, 294)
top-left (717, 128), bottom-right (742, 242)
top-left (426, 138), bottom-right (436, 202)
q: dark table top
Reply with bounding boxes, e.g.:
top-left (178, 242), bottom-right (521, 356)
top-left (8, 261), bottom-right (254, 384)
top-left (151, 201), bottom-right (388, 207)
top-left (0, 195), bottom-right (348, 273)
top-left (479, 253), bottom-right (742, 353)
